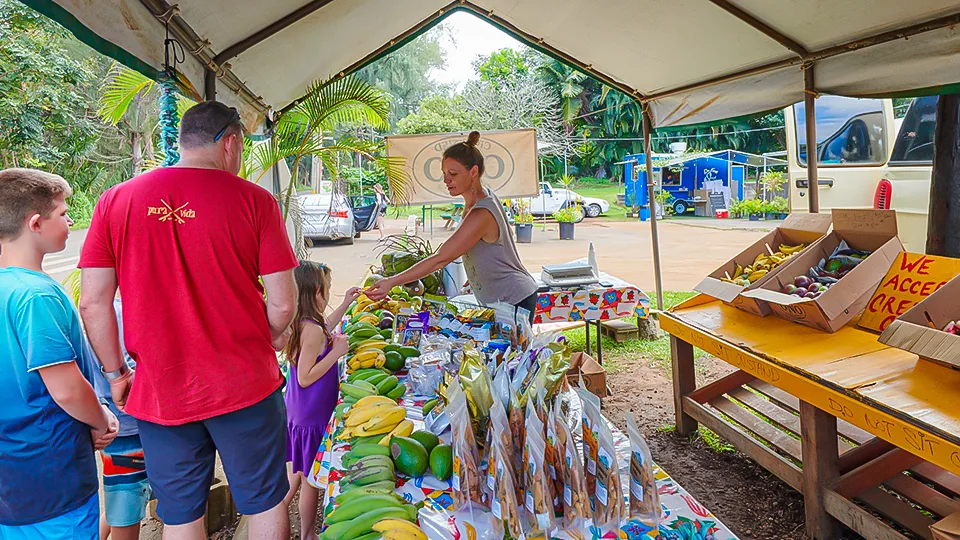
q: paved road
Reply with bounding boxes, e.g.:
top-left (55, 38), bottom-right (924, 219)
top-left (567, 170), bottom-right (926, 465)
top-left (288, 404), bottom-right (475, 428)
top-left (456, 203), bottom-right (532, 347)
top-left (45, 228), bottom-right (88, 284)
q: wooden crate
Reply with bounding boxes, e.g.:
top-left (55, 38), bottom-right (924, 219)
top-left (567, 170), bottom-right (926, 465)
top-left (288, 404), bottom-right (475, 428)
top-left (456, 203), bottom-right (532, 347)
top-left (600, 319), bottom-right (639, 343)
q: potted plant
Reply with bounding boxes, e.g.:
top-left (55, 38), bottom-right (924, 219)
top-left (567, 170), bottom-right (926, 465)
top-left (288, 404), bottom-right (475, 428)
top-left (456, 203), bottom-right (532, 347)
top-left (654, 190), bottom-right (675, 219)
top-left (553, 206), bottom-right (581, 240)
top-left (763, 200), bottom-right (778, 220)
top-left (744, 199), bottom-right (763, 221)
top-left (513, 199), bottom-right (534, 243)
top-left (772, 196), bottom-right (789, 219)
top-left (727, 198), bottom-right (742, 218)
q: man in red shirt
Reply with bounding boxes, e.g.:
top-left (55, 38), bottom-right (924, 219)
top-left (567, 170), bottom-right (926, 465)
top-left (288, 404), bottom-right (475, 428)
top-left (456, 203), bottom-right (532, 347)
top-left (79, 101), bottom-right (298, 539)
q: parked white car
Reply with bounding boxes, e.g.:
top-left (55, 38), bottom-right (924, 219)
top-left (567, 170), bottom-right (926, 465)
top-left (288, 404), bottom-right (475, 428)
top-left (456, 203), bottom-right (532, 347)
top-left (519, 182), bottom-right (609, 219)
top-left (300, 192), bottom-right (355, 245)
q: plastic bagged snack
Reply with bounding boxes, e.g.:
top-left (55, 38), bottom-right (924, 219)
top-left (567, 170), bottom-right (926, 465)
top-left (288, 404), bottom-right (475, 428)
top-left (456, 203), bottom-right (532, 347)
top-left (523, 398), bottom-right (555, 536)
top-left (448, 384), bottom-right (486, 511)
top-left (488, 398), bottom-right (524, 539)
top-left (594, 408), bottom-right (626, 536)
top-left (545, 396), bottom-right (565, 517)
top-left (509, 389), bottom-right (526, 498)
top-left (576, 386), bottom-right (602, 510)
top-left (459, 346), bottom-right (494, 450)
top-left (555, 406), bottom-right (593, 533)
top-left (625, 413), bottom-right (660, 537)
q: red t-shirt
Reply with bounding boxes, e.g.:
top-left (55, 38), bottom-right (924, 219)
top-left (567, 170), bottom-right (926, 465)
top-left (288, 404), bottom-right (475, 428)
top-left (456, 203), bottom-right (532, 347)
top-left (79, 167), bottom-right (297, 425)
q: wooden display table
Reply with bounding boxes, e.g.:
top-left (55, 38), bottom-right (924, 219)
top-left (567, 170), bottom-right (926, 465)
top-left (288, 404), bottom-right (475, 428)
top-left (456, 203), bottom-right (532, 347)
top-left (660, 295), bottom-right (960, 540)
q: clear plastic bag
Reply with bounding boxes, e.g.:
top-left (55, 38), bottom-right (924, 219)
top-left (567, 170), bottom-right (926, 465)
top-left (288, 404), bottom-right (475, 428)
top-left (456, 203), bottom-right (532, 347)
top-left (595, 409), bottom-right (626, 536)
top-left (523, 397), bottom-right (555, 536)
top-left (625, 412), bottom-right (660, 538)
top-left (555, 406), bottom-right (593, 533)
top-left (448, 384), bottom-right (486, 511)
top-left (576, 386), bottom-right (602, 512)
top-left (488, 397), bottom-right (524, 539)
top-left (545, 396), bottom-right (565, 518)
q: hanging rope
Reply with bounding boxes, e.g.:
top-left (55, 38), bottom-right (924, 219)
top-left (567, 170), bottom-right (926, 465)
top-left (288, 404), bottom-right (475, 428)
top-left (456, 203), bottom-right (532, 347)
top-left (158, 17), bottom-right (185, 166)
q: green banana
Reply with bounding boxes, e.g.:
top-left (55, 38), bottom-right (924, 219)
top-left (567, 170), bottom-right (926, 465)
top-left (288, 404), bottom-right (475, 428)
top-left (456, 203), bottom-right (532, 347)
top-left (366, 372), bottom-right (389, 386)
top-left (342, 395), bottom-right (358, 405)
top-left (386, 384), bottom-right (405, 401)
top-left (325, 493), bottom-right (408, 524)
top-left (338, 479), bottom-right (395, 494)
top-left (344, 443), bottom-right (391, 459)
top-left (343, 464), bottom-right (394, 486)
top-left (421, 398), bottom-right (438, 416)
top-left (334, 487), bottom-right (405, 506)
top-left (319, 507), bottom-right (414, 540)
top-left (352, 533), bottom-right (381, 540)
top-left (346, 455), bottom-right (394, 474)
top-left (375, 375), bottom-right (399, 395)
top-left (340, 383), bottom-right (375, 400)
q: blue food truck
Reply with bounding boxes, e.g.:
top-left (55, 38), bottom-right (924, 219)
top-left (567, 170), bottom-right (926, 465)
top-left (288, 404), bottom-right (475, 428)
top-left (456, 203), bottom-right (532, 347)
top-left (623, 150), bottom-right (772, 217)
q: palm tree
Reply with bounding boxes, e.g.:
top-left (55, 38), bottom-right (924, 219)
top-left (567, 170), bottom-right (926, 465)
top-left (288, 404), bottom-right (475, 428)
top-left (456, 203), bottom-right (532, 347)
top-left (535, 58), bottom-right (587, 133)
top-left (245, 76), bottom-right (408, 255)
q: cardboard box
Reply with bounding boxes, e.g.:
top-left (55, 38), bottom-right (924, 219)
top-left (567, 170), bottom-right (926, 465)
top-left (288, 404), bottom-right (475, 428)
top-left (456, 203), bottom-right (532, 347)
top-left (879, 273), bottom-right (960, 371)
top-left (564, 352), bottom-right (610, 397)
top-left (931, 512), bottom-right (960, 540)
top-left (742, 209), bottom-right (903, 332)
top-left (695, 213), bottom-right (832, 317)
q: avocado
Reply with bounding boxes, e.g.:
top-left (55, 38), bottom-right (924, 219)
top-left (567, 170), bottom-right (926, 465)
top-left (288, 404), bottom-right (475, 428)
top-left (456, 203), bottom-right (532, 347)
top-left (397, 346), bottom-right (420, 359)
top-left (430, 444), bottom-right (452, 481)
top-left (383, 351), bottom-right (405, 372)
top-left (409, 430), bottom-right (440, 455)
top-left (391, 436), bottom-right (428, 477)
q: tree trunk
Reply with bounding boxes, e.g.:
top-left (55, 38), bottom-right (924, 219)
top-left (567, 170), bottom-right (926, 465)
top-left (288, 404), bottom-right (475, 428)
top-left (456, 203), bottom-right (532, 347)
top-left (926, 94), bottom-right (960, 257)
top-left (145, 135), bottom-right (155, 165)
top-left (131, 132), bottom-right (142, 174)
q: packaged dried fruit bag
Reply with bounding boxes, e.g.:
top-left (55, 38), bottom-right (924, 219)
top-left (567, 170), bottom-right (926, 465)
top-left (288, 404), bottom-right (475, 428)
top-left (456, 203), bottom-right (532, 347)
top-left (594, 408), bottom-right (626, 536)
top-left (509, 388), bottom-right (526, 500)
top-left (576, 386), bottom-right (602, 511)
top-left (556, 407), bottom-right (593, 534)
top-left (624, 413), bottom-right (660, 538)
top-left (489, 398), bottom-right (525, 539)
top-left (448, 383), bottom-right (486, 511)
top-left (523, 398), bottom-right (555, 537)
top-left (543, 392), bottom-right (564, 517)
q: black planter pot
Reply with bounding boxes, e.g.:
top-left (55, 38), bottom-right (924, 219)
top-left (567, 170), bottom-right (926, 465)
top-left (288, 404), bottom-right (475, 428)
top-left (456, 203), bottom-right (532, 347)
top-left (765, 212), bottom-right (777, 220)
top-left (515, 223), bottom-right (533, 243)
top-left (749, 214), bottom-right (761, 221)
top-left (778, 213), bottom-right (789, 219)
top-left (558, 222), bottom-right (575, 240)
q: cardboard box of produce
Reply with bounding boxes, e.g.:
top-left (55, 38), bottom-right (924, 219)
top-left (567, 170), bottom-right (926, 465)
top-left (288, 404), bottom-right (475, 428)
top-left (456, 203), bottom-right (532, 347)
top-left (931, 512), bottom-right (960, 540)
top-left (695, 213), bottom-right (832, 317)
top-left (878, 274), bottom-right (960, 371)
top-left (563, 352), bottom-right (610, 397)
top-left (742, 209), bottom-right (902, 332)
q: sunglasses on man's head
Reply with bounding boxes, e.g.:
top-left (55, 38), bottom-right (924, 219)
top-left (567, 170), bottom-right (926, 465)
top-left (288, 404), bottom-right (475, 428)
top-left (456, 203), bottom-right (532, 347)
top-left (214, 108), bottom-right (241, 142)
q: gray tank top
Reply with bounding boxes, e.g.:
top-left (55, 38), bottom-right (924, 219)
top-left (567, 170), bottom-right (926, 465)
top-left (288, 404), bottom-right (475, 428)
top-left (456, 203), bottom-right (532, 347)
top-left (460, 189), bottom-right (538, 305)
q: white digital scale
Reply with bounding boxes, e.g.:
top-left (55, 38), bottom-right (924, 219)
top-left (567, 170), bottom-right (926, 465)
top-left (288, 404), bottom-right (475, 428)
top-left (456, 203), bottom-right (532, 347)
top-left (540, 261), bottom-right (600, 289)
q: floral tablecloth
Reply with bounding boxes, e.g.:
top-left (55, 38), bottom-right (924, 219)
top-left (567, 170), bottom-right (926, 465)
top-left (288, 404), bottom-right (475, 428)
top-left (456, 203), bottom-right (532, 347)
top-left (309, 377), bottom-right (736, 540)
top-left (534, 272), bottom-right (651, 324)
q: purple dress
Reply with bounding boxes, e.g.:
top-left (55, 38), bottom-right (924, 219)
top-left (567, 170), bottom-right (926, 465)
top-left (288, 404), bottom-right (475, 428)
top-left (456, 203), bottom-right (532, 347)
top-left (286, 325), bottom-right (340, 475)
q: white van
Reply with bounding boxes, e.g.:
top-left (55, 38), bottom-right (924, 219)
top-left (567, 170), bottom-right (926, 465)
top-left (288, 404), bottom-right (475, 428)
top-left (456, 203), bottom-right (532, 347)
top-left (785, 96), bottom-right (935, 252)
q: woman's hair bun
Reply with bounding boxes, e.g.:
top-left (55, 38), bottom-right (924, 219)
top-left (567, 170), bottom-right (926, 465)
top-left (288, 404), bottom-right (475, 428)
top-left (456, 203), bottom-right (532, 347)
top-left (466, 131), bottom-right (481, 147)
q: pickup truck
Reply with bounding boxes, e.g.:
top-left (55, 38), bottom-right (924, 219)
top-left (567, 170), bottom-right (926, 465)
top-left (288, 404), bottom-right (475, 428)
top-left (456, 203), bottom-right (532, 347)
top-left (517, 182), bottom-right (610, 220)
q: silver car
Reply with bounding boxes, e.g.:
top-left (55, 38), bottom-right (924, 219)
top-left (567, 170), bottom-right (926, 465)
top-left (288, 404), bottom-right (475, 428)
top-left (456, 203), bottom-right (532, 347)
top-left (300, 192), bottom-right (355, 245)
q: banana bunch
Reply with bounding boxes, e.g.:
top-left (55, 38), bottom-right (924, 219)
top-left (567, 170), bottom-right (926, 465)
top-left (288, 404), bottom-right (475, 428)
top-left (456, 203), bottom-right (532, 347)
top-left (353, 294), bottom-right (379, 315)
top-left (720, 243), bottom-right (805, 287)
top-left (318, 490), bottom-right (419, 540)
top-left (341, 398), bottom-right (408, 440)
top-left (346, 349), bottom-right (387, 373)
top-left (373, 518), bottom-right (429, 540)
top-left (344, 368), bottom-right (407, 402)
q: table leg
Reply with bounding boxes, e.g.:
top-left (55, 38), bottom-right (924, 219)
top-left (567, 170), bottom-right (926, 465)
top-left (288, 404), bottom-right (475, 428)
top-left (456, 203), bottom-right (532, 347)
top-left (800, 401), bottom-right (842, 540)
top-left (585, 320), bottom-right (592, 355)
top-left (595, 321), bottom-right (603, 365)
top-left (670, 335), bottom-right (698, 437)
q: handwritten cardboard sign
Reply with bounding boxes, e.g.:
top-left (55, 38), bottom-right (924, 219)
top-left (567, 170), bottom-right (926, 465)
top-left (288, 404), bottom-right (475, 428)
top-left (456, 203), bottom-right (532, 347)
top-left (859, 252), bottom-right (960, 332)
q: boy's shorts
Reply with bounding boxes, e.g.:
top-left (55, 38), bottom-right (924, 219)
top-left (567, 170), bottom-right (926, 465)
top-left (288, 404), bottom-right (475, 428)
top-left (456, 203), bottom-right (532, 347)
top-left (101, 434), bottom-right (151, 527)
top-left (0, 493), bottom-right (98, 540)
top-left (138, 388), bottom-right (288, 526)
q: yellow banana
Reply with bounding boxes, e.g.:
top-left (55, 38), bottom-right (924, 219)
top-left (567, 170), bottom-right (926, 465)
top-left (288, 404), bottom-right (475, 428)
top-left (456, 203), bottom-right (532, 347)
top-left (345, 401), bottom-right (397, 427)
top-left (354, 341), bottom-right (388, 353)
top-left (748, 269), bottom-right (768, 283)
top-left (363, 407), bottom-right (406, 432)
top-left (373, 519), bottom-right (428, 540)
top-left (354, 422), bottom-right (399, 437)
top-left (351, 395), bottom-right (395, 411)
top-left (379, 419), bottom-right (415, 446)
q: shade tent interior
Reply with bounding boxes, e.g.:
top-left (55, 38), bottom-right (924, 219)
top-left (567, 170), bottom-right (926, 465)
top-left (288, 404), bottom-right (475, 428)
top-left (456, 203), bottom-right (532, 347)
top-left (25, 0), bottom-right (960, 307)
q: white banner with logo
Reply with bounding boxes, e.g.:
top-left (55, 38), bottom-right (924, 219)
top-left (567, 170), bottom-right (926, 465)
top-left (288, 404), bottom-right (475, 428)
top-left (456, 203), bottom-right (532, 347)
top-left (386, 129), bottom-right (540, 205)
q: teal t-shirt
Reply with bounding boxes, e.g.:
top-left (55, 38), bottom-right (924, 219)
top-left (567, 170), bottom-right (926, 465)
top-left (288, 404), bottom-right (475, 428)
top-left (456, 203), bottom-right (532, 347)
top-left (0, 267), bottom-right (99, 526)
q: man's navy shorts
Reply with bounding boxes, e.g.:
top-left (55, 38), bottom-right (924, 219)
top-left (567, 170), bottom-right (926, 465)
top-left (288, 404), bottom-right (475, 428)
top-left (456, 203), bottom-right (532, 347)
top-left (137, 388), bottom-right (288, 525)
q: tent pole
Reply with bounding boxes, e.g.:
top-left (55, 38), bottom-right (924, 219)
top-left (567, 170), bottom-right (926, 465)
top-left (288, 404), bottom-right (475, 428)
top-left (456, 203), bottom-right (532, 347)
top-left (926, 94), bottom-right (960, 256)
top-left (643, 110), bottom-right (665, 312)
top-left (804, 65), bottom-right (820, 213)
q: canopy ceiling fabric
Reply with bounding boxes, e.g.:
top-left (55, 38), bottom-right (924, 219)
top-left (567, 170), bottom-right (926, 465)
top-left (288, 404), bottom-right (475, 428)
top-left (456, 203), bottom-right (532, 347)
top-left (42, 0), bottom-right (960, 128)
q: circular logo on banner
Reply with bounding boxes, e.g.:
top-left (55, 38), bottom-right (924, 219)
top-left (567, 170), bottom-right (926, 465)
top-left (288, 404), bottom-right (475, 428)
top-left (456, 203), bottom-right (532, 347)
top-left (411, 134), bottom-right (516, 199)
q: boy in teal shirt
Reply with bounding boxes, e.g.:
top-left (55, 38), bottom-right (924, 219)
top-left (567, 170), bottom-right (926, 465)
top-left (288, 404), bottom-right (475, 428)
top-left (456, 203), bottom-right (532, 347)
top-left (0, 168), bottom-right (118, 539)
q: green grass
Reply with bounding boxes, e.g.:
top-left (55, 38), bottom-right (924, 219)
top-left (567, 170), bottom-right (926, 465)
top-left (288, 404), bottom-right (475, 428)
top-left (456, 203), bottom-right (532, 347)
top-left (658, 424), bottom-right (736, 454)
top-left (70, 219), bottom-right (90, 231)
top-left (571, 184), bottom-right (633, 221)
top-left (560, 291), bottom-right (708, 376)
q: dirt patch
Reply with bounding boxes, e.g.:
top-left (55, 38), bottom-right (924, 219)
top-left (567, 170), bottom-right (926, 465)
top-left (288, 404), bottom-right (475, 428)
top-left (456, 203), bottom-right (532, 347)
top-left (602, 355), bottom-right (809, 540)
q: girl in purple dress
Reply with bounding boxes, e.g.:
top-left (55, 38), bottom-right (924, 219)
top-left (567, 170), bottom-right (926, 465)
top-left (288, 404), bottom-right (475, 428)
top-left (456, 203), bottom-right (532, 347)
top-left (282, 261), bottom-right (360, 539)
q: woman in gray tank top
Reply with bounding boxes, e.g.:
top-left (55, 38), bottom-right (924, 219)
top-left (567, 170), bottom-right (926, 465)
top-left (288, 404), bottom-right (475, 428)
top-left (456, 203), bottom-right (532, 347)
top-left (366, 131), bottom-right (539, 322)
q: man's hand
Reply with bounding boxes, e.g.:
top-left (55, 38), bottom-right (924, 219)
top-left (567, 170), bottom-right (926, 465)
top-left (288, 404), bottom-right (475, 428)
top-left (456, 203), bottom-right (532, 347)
top-left (109, 369), bottom-right (134, 412)
top-left (92, 406), bottom-right (119, 451)
top-left (330, 333), bottom-right (349, 357)
top-left (272, 325), bottom-right (293, 351)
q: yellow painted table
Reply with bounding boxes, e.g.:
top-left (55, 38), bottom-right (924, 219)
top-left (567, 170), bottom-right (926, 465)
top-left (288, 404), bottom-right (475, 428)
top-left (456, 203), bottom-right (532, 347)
top-left (660, 295), bottom-right (960, 540)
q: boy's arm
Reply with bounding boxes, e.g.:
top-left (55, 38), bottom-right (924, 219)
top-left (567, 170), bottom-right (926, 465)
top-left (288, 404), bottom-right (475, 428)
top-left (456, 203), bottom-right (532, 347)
top-left (79, 268), bottom-right (133, 409)
top-left (38, 362), bottom-right (110, 433)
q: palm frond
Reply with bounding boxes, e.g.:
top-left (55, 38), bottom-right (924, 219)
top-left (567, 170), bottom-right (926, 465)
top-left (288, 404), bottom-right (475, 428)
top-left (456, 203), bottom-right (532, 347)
top-left (176, 95), bottom-right (195, 119)
top-left (292, 76), bottom-right (391, 132)
top-left (98, 62), bottom-right (154, 125)
top-left (61, 269), bottom-right (81, 308)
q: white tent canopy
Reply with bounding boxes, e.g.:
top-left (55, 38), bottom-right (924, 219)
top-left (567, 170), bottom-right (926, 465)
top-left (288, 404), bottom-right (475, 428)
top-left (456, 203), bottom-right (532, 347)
top-left (35, 0), bottom-right (960, 129)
